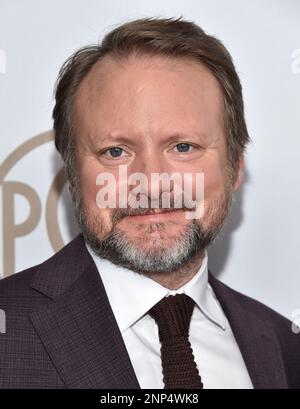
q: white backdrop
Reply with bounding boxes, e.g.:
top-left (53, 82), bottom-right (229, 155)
top-left (0, 0), bottom-right (299, 320)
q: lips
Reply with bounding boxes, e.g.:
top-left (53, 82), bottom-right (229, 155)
top-left (133, 208), bottom-right (180, 216)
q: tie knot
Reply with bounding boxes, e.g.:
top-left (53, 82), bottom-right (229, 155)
top-left (148, 293), bottom-right (195, 341)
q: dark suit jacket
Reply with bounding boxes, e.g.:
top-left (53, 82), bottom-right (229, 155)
top-left (0, 234), bottom-right (299, 389)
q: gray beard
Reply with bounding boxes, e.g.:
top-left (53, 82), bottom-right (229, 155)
top-left (73, 192), bottom-right (232, 275)
top-left (80, 218), bottom-right (214, 274)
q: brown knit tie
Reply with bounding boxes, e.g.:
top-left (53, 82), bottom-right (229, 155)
top-left (148, 293), bottom-right (204, 389)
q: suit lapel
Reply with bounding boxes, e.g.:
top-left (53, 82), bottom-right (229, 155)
top-left (209, 272), bottom-right (288, 389)
top-left (29, 235), bottom-right (140, 389)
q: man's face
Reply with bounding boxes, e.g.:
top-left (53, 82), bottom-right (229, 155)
top-left (72, 54), bottom-right (243, 274)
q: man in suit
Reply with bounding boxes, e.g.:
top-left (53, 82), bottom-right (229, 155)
top-left (1, 16), bottom-right (300, 389)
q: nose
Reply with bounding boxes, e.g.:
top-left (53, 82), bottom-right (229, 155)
top-left (130, 149), bottom-right (171, 206)
top-left (139, 152), bottom-right (165, 178)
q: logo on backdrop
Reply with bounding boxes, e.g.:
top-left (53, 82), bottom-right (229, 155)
top-left (0, 131), bottom-right (67, 277)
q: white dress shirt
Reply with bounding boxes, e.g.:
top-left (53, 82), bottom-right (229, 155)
top-left (86, 243), bottom-right (253, 389)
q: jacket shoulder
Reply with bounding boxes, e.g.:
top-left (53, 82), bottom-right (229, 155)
top-left (0, 234), bottom-right (85, 302)
top-left (209, 273), bottom-right (295, 333)
top-left (0, 266), bottom-right (38, 296)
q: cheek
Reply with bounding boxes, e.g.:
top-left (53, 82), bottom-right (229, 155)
top-left (186, 156), bottom-right (228, 204)
top-left (186, 165), bottom-right (227, 212)
top-left (78, 160), bottom-right (106, 219)
top-left (78, 163), bottom-right (114, 234)
top-left (204, 163), bottom-right (227, 200)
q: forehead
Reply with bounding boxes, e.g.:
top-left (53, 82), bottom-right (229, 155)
top-left (76, 52), bottom-right (222, 100)
top-left (74, 53), bottom-right (224, 141)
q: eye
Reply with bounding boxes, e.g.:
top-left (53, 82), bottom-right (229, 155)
top-left (104, 147), bottom-right (125, 158)
top-left (174, 143), bottom-right (193, 153)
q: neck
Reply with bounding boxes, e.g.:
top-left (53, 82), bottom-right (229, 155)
top-left (146, 250), bottom-right (205, 290)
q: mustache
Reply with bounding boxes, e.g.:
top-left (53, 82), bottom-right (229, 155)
top-left (111, 204), bottom-right (196, 224)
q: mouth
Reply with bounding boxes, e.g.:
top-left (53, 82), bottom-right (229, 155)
top-left (127, 208), bottom-right (185, 222)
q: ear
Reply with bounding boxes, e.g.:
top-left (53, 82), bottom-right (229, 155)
top-left (233, 155), bottom-right (244, 192)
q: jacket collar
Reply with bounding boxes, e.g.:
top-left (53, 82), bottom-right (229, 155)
top-left (208, 272), bottom-right (288, 389)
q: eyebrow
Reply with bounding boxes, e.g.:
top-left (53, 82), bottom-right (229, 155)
top-left (91, 131), bottom-right (208, 146)
top-left (99, 135), bottom-right (136, 145)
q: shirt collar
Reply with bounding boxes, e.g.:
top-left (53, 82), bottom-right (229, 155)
top-left (85, 242), bottom-right (226, 333)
